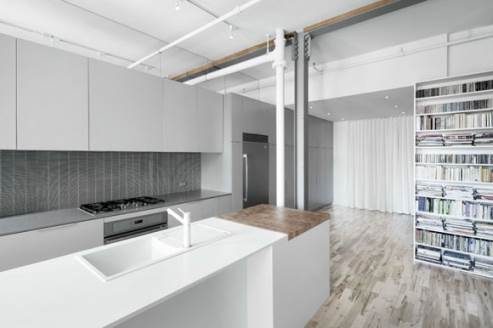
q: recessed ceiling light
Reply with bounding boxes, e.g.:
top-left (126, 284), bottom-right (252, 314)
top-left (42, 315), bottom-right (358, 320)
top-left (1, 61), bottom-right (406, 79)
top-left (327, 113), bottom-right (331, 116)
top-left (401, 111), bottom-right (405, 114)
top-left (394, 104), bottom-right (399, 108)
top-left (341, 118), bottom-right (345, 121)
top-left (309, 105), bottom-right (313, 109)
top-left (384, 95), bottom-right (390, 100)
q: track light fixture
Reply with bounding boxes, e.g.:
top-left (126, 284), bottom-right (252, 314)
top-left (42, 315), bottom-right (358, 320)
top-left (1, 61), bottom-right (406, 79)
top-left (175, 0), bottom-right (183, 11)
top-left (229, 24), bottom-right (234, 40)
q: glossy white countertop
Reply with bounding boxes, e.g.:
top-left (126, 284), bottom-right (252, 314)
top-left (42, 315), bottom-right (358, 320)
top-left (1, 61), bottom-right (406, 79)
top-left (0, 218), bottom-right (287, 328)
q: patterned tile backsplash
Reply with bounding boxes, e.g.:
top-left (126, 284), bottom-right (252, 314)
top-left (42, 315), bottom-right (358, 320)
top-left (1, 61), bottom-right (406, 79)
top-left (0, 151), bottom-right (201, 218)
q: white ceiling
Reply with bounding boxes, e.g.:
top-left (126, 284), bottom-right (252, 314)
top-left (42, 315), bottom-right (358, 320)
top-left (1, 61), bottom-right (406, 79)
top-left (0, 0), bottom-right (491, 90)
top-left (306, 86), bottom-right (414, 121)
top-left (0, 0), bottom-right (374, 78)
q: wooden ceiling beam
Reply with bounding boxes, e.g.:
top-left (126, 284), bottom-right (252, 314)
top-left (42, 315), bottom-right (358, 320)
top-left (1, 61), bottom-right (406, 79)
top-left (171, 0), bottom-right (426, 82)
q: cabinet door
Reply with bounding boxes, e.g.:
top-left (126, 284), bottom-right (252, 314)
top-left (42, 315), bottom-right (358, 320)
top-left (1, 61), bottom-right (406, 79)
top-left (216, 195), bottom-right (232, 215)
top-left (197, 87), bottom-right (223, 153)
top-left (89, 60), bottom-right (164, 151)
top-left (0, 35), bottom-right (16, 150)
top-left (17, 40), bottom-right (89, 150)
top-left (241, 96), bottom-right (275, 142)
top-left (0, 219), bottom-right (103, 272)
top-left (163, 79), bottom-right (198, 152)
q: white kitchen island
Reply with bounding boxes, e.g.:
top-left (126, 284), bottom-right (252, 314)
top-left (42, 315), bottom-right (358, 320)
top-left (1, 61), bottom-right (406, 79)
top-left (0, 218), bottom-right (286, 328)
top-left (0, 205), bottom-right (330, 328)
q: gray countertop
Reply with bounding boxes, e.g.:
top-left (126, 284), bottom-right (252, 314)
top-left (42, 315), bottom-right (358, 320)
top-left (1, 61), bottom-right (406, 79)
top-left (0, 189), bottom-right (231, 237)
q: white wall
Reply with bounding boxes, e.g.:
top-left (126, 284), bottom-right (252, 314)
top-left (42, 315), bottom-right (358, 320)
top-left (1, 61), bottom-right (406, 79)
top-left (231, 24), bottom-right (493, 105)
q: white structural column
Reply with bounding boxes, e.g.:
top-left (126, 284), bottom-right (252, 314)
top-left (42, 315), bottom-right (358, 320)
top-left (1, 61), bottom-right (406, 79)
top-left (273, 28), bottom-right (286, 207)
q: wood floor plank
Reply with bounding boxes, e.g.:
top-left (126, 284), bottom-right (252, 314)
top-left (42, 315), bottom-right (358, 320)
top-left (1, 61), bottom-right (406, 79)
top-left (307, 206), bottom-right (493, 328)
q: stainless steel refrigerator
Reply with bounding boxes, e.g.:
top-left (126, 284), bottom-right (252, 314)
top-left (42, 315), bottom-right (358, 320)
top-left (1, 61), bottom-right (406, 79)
top-left (242, 133), bottom-right (269, 208)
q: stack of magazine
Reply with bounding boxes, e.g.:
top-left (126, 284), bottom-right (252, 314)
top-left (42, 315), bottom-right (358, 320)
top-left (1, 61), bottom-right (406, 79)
top-left (416, 216), bottom-right (443, 230)
top-left (444, 185), bottom-right (474, 199)
top-left (444, 219), bottom-right (474, 235)
top-left (474, 188), bottom-right (493, 201)
top-left (444, 133), bottom-right (474, 146)
top-left (476, 223), bottom-right (493, 239)
top-left (474, 132), bottom-right (493, 145)
top-left (442, 251), bottom-right (472, 270)
top-left (474, 257), bottom-right (493, 276)
top-left (416, 184), bottom-right (443, 197)
top-left (416, 134), bottom-right (443, 146)
top-left (416, 245), bottom-right (441, 264)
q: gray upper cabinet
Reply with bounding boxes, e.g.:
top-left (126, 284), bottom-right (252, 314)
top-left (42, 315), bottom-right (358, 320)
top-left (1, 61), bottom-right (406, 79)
top-left (0, 35), bottom-right (16, 150)
top-left (196, 87), bottom-right (223, 153)
top-left (163, 79), bottom-right (198, 152)
top-left (89, 60), bottom-right (164, 151)
top-left (17, 40), bottom-right (89, 150)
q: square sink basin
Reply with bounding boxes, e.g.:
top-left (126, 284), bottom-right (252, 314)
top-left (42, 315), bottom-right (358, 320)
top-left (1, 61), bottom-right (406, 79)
top-left (78, 223), bottom-right (230, 281)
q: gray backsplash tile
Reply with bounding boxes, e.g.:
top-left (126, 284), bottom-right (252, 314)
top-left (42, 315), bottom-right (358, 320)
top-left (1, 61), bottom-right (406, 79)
top-left (0, 151), bottom-right (201, 218)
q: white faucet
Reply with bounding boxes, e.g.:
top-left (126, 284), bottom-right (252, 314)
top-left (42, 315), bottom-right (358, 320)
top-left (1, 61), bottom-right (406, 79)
top-left (166, 208), bottom-right (191, 248)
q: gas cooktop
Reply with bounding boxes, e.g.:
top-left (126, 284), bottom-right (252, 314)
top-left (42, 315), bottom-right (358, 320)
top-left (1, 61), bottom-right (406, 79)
top-left (80, 196), bottom-right (165, 215)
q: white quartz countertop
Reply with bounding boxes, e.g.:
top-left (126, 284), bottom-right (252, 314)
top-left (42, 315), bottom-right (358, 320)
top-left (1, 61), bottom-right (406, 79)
top-left (0, 218), bottom-right (287, 328)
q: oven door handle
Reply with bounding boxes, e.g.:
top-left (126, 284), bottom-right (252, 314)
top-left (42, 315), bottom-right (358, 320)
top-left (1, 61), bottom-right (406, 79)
top-left (104, 223), bottom-right (168, 244)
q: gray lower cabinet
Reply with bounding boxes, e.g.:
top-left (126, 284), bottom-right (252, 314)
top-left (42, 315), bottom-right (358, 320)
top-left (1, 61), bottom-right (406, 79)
top-left (16, 40), bottom-right (89, 150)
top-left (163, 79), bottom-right (198, 152)
top-left (89, 60), bottom-right (164, 151)
top-left (0, 220), bottom-right (103, 272)
top-left (0, 35), bottom-right (16, 150)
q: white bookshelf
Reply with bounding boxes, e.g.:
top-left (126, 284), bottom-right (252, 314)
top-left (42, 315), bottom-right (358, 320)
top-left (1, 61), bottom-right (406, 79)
top-left (414, 71), bottom-right (493, 278)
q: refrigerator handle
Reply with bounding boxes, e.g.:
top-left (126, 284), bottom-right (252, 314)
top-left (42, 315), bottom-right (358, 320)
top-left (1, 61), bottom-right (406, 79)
top-left (243, 154), bottom-right (248, 203)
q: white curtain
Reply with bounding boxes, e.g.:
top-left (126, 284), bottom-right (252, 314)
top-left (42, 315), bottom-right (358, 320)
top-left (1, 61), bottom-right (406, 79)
top-left (333, 116), bottom-right (414, 214)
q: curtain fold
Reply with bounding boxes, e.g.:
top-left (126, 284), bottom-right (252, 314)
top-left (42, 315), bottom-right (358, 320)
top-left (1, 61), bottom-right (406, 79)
top-left (333, 116), bottom-right (414, 214)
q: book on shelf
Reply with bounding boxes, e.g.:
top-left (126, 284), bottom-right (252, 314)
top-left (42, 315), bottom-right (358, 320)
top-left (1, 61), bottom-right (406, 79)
top-left (417, 98), bottom-right (492, 114)
top-left (416, 165), bottom-right (493, 183)
top-left (462, 201), bottom-right (493, 220)
top-left (416, 229), bottom-right (493, 256)
top-left (415, 153), bottom-right (493, 165)
top-left (416, 112), bottom-right (493, 131)
top-left (416, 79), bottom-right (493, 98)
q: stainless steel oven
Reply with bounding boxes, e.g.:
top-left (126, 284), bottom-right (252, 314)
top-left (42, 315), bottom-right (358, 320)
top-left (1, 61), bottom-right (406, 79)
top-left (103, 212), bottom-right (168, 244)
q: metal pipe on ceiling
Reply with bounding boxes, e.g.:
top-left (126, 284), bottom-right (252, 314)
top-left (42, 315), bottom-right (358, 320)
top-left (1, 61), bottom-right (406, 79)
top-left (128, 0), bottom-right (262, 69)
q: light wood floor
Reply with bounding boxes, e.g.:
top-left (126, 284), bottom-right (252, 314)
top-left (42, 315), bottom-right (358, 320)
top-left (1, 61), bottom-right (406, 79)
top-left (307, 206), bottom-right (493, 328)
